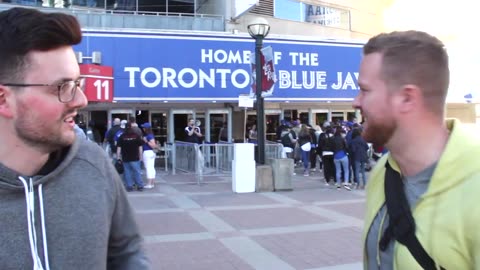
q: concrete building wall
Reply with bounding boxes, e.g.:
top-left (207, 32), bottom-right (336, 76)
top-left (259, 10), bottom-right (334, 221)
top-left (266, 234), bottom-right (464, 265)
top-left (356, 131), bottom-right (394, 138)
top-left (228, 0), bottom-right (393, 41)
top-left (446, 103), bottom-right (477, 124)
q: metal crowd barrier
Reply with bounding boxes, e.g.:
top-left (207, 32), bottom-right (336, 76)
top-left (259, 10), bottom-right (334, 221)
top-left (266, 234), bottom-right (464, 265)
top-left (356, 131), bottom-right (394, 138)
top-left (265, 140), bottom-right (284, 160)
top-left (170, 141), bottom-right (284, 185)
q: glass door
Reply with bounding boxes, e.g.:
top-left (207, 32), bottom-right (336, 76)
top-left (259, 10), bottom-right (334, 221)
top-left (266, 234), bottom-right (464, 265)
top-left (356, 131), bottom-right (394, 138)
top-left (151, 112), bottom-right (168, 146)
top-left (265, 110), bottom-right (281, 142)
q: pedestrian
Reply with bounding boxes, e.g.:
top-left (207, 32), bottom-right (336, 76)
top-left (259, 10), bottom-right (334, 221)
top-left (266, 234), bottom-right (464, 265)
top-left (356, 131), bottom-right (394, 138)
top-left (318, 126), bottom-right (335, 185)
top-left (332, 128), bottom-right (350, 190)
top-left (117, 123), bottom-right (145, 191)
top-left (298, 124), bottom-right (312, 176)
top-left (348, 128), bottom-right (368, 189)
top-left (248, 124), bottom-right (257, 143)
top-left (355, 30), bottom-right (480, 269)
top-left (104, 117), bottom-right (122, 158)
top-left (141, 122), bottom-right (157, 189)
top-left (86, 120), bottom-right (102, 144)
top-left (0, 7), bottom-right (149, 269)
top-left (185, 118), bottom-right (202, 143)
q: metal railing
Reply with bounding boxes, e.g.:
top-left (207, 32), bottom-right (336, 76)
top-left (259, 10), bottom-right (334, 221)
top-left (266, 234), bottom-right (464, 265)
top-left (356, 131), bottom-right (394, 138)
top-left (170, 141), bottom-right (284, 185)
top-left (0, 3), bottom-right (225, 31)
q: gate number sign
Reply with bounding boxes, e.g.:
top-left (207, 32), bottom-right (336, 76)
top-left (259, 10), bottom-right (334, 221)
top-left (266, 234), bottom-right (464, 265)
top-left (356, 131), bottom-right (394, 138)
top-left (80, 64), bottom-right (114, 102)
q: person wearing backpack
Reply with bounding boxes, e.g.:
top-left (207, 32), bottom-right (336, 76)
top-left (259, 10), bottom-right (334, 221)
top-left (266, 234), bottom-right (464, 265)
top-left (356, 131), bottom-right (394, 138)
top-left (280, 125), bottom-right (297, 159)
top-left (355, 31), bottom-right (480, 269)
top-left (86, 120), bottom-right (102, 145)
top-left (104, 118), bottom-right (122, 158)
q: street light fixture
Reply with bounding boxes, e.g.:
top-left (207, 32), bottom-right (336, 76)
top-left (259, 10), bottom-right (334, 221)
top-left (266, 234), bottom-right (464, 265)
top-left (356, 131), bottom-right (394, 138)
top-left (247, 17), bottom-right (270, 165)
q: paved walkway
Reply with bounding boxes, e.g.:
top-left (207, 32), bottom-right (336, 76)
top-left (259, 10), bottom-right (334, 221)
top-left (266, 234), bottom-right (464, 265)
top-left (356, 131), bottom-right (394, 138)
top-left (128, 167), bottom-right (366, 270)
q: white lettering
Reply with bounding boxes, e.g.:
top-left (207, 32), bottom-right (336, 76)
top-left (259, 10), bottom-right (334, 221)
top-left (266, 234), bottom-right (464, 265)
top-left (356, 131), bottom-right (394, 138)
top-left (331, 72), bottom-right (358, 90)
top-left (214, 50), bottom-right (227, 63)
top-left (279, 70), bottom-right (291, 88)
top-left (244, 51), bottom-right (252, 64)
top-left (289, 52), bottom-right (299, 66)
top-left (332, 72), bottom-right (342, 90)
top-left (274, 52), bottom-right (282, 65)
top-left (228, 51), bottom-right (241, 64)
top-left (291, 71), bottom-right (302, 89)
top-left (311, 53), bottom-right (319, 66)
top-left (278, 70), bottom-right (328, 89)
top-left (178, 68), bottom-right (198, 88)
top-left (124, 67), bottom-right (140, 87)
top-left (124, 67), bottom-right (259, 90)
top-left (140, 67), bottom-right (161, 88)
top-left (201, 49), bottom-right (213, 63)
top-left (342, 72), bottom-right (357, 90)
top-left (298, 53), bottom-right (309, 66)
top-left (216, 69), bottom-right (231, 88)
top-left (199, 69), bottom-right (215, 88)
top-left (317, 71), bottom-right (327, 89)
top-left (163, 68), bottom-right (178, 88)
top-left (231, 69), bottom-right (249, 88)
top-left (302, 71), bottom-right (315, 89)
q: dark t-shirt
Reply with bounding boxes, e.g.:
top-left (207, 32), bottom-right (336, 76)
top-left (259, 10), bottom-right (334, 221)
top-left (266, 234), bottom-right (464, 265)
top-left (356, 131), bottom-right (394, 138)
top-left (117, 132), bottom-right (143, 162)
top-left (185, 126), bottom-right (201, 143)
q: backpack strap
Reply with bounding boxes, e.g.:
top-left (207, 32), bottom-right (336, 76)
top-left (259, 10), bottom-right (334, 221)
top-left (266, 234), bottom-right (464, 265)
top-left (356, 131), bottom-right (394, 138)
top-left (380, 161), bottom-right (444, 270)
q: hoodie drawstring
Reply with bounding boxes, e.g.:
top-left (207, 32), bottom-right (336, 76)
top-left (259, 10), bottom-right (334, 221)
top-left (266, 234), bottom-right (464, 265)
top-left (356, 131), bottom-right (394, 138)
top-left (19, 177), bottom-right (50, 270)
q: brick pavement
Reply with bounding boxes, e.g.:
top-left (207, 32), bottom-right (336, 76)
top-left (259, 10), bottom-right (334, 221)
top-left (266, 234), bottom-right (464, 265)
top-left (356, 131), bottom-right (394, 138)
top-left (128, 167), bottom-right (366, 270)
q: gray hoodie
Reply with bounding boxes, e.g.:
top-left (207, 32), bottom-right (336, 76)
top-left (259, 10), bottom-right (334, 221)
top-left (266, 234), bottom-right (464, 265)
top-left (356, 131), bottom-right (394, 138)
top-left (0, 137), bottom-right (150, 269)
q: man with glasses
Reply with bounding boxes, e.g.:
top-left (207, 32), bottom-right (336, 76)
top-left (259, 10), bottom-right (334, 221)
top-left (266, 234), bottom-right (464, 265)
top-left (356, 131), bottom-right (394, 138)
top-left (0, 7), bottom-right (150, 269)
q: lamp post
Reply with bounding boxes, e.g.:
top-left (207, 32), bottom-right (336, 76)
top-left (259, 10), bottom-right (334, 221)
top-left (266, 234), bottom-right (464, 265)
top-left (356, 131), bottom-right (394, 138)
top-left (247, 18), bottom-right (270, 165)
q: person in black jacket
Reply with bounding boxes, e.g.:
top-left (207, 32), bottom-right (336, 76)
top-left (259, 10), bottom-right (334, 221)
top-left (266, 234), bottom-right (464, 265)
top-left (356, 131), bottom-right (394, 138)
top-left (318, 127), bottom-right (335, 184)
top-left (308, 125), bottom-right (319, 172)
top-left (348, 128), bottom-right (369, 189)
top-left (332, 128), bottom-right (351, 190)
top-left (298, 124), bottom-right (312, 176)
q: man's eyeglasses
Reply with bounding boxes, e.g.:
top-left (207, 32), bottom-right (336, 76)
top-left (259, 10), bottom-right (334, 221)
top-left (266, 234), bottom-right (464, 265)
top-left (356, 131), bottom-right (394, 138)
top-left (1, 77), bottom-right (86, 103)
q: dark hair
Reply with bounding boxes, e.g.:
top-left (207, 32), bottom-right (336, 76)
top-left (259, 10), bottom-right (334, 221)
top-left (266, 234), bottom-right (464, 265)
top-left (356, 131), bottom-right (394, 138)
top-left (0, 8), bottom-right (82, 83)
top-left (363, 31), bottom-right (449, 114)
top-left (351, 128), bottom-right (362, 139)
top-left (143, 127), bottom-right (153, 135)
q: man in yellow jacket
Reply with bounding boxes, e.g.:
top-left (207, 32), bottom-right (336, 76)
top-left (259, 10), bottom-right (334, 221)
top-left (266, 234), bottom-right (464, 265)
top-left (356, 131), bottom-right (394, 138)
top-left (353, 30), bottom-right (480, 269)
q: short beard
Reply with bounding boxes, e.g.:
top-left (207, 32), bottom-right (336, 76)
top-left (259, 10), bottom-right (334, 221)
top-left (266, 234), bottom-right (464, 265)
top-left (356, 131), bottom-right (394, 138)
top-left (362, 117), bottom-right (396, 147)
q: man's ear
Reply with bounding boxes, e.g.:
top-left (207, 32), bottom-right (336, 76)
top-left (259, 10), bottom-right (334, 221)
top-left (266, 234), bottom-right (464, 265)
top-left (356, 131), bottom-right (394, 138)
top-left (0, 86), bottom-right (14, 118)
top-left (397, 84), bottom-right (420, 113)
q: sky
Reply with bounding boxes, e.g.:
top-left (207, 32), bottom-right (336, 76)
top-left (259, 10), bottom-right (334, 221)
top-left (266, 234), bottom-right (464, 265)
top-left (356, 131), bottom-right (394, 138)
top-left (383, 0), bottom-right (479, 102)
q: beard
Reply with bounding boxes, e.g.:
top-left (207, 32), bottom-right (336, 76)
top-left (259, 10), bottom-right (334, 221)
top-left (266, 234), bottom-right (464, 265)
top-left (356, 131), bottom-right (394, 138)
top-left (15, 100), bottom-right (75, 153)
top-left (361, 115), bottom-right (396, 147)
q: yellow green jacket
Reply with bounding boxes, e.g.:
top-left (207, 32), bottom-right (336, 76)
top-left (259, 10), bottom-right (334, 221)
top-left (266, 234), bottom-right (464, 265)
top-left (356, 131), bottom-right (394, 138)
top-left (363, 119), bottom-right (480, 269)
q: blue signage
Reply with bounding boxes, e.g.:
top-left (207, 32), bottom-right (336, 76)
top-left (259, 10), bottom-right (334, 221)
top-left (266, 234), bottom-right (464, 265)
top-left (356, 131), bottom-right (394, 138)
top-left (75, 30), bottom-right (363, 102)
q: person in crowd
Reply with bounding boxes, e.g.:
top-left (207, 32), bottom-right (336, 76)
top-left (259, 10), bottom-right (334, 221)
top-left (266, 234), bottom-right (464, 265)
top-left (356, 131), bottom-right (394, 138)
top-left (104, 117), bottom-right (122, 157)
top-left (313, 125), bottom-right (323, 170)
top-left (218, 122), bottom-right (228, 142)
top-left (117, 123), bottom-right (144, 191)
top-left (248, 124), bottom-right (258, 143)
top-left (280, 125), bottom-right (297, 161)
top-left (318, 126), bottom-right (335, 185)
top-left (298, 124), bottom-right (312, 176)
top-left (129, 115), bottom-right (143, 137)
top-left (308, 124), bottom-right (319, 173)
top-left (332, 128), bottom-right (350, 190)
top-left (0, 7), bottom-right (149, 269)
top-left (86, 120), bottom-right (102, 144)
top-left (355, 30), bottom-right (480, 269)
top-left (141, 122), bottom-right (157, 189)
top-left (348, 128), bottom-right (369, 189)
top-left (185, 118), bottom-right (202, 143)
